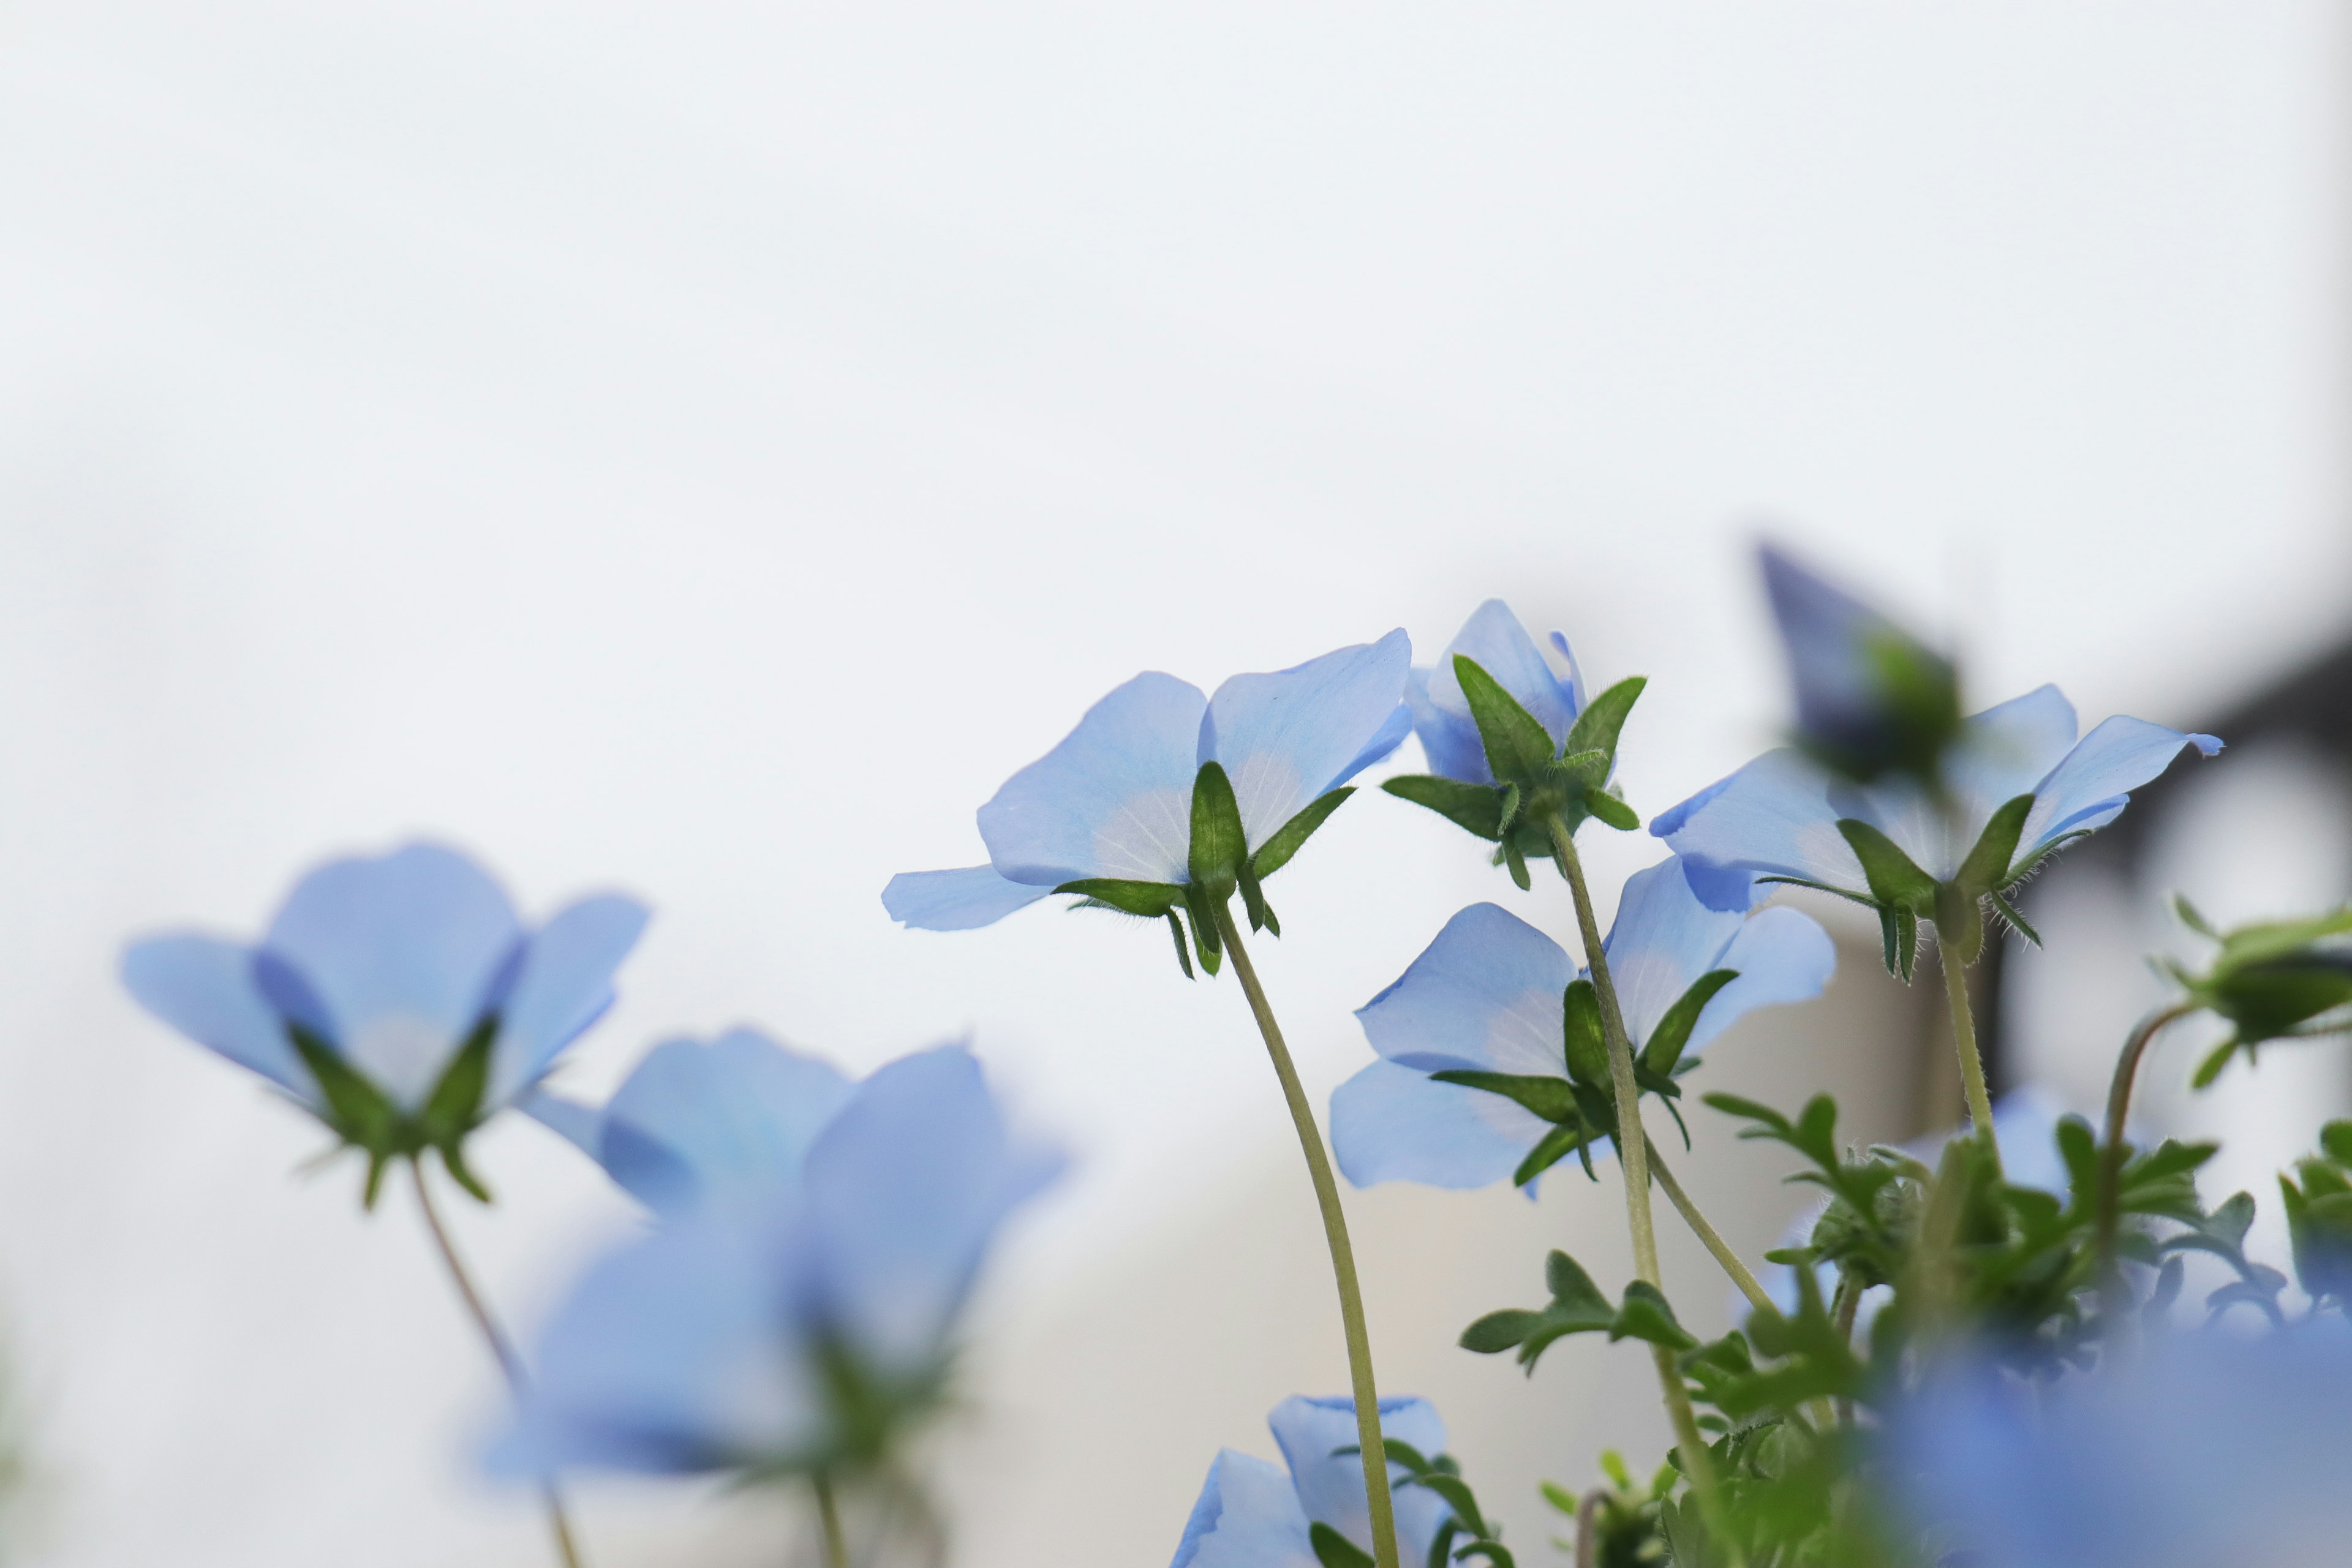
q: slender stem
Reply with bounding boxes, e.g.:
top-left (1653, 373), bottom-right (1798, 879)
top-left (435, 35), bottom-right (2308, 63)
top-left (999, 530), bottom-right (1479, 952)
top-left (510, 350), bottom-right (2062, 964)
top-left (2095, 1003), bottom-right (2195, 1289)
top-left (1545, 821), bottom-right (1739, 1562)
top-left (1212, 904), bottom-right (1400, 1568)
top-left (1941, 938), bottom-right (2000, 1175)
top-left (411, 1160), bottom-right (586, 1568)
top-left (1646, 1138), bottom-right (1771, 1316)
top-left (1829, 1278), bottom-right (1860, 1429)
top-left (815, 1472), bottom-right (848, 1568)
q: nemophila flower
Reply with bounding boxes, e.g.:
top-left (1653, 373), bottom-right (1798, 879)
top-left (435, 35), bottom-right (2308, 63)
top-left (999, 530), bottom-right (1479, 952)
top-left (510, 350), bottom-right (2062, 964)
top-left (1655, 684), bottom-right (2219, 976)
top-left (1880, 1329), bottom-right (2352, 1568)
top-left (121, 843), bottom-right (647, 1204)
top-left (2160, 899), bottom-right (2352, 1089)
top-left (1759, 543), bottom-right (1961, 785)
top-left (883, 632), bottom-right (1412, 974)
top-left (1172, 1396), bottom-right (1453, 1568)
top-left (497, 1046), bottom-right (1061, 1479)
top-left (1382, 600), bottom-right (1645, 889)
top-left (1330, 859), bottom-right (1834, 1194)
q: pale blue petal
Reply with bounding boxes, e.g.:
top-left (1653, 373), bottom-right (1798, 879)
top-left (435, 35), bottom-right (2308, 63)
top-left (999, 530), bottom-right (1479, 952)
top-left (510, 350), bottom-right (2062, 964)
top-left (2017, 717), bottom-right (2223, 864)
top-left (492, 1212), bottom-right (823, 1476)
top-left (801, 1047), bottom-right (1063, 1373)
top-left (489, 894), bottom-right (650, 1107)
top-left (1422, 601), bottom-right (1580, 747)
top-left (518, 1088), bottom-right (599, 1156)
top-left (1272, 1395), bottom-right (1452, 1559)
top-left (258, 843), bottom-right (522, 1108)
top-left (1651, 751), bottom-right (1862, 902)
top-left (594, 1030), bottom-right (854, 1216)
top-left (1939, 687), bottom-right (2079, 826)
top-left (1355, 903), bottom-right (1572, 1077)
top-left (1336, 701), bottom-right (1414, 786)
top-left (1171, 1450), bottom-right (1317, 1568)
top-left (1330, 1060), bottom-right (1544, 1191)
top-left (1203, 631), bottom-right (1412, 852)
top-left (881, 865), bottom-right (1057, 930)
top-left (1403, 666), bottom-right (1491, 784)
top-left (1547, 630), bottom-right (1589, 714)
top-left (977, 673), bottom-right (1205, 886)
top-left (1684, 907), bottom-right (1838, 1056)
top-left (121, 935), bottom-right (319, 1107)
top-left (1598, 860), bottom-right (1749, 1046)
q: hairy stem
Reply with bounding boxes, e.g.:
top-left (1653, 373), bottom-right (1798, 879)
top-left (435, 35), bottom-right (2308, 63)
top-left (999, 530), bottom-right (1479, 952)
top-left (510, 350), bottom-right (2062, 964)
top-left (2095, 1003), bottom-right (2196, 1291)
top-left (1212, 903), bottom-right (1400, 1568)
top-left (1830, 1277), bottom-right (1860, 1428)
top-left (1547, 821), bottom-right (1738, 1560)
top-left (1646, 1139), bottom-right (1772, 1316)
top-left (815, 1472), bottom-right (848, 1568)
top-left (412, 1159), bottom-right (585, 1568)
top-left (1941, 938), bottom-right (2000, 1175)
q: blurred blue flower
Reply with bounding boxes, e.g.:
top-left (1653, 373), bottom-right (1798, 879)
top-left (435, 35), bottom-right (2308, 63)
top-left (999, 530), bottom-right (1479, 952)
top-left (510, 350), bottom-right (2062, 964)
top-left (1330, 860), bottom-right (1834, 1192)
top-left (1172, 1396), bottom-right (1452, 1567)
top-left (497, 1046), bottom-right (1061, 1477)
top-left (1653, 684), bottom-right (2220, 915)
top-left (1758, 543), bottom-right (1960, 783)
top-left (881, 632), bottom-right (1411, 931)
top-left (1880, 1327), bottom-right (2352, 1568)
top-left (121, 842), bottom-right (647, 1193)
top-left (1402, 599), bottom-right (1586, 785)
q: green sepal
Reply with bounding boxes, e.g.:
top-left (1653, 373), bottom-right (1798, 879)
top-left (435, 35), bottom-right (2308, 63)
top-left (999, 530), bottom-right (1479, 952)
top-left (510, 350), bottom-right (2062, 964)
top-left (1639, 969), bottom-right (1738, 1077)
top-left (1960, 793), bottom-right (2035, 897)
top-left (1455, 655), bottom-right (1558, 783)
top-left (1188, 761), bottom-right (1248, 897)
top-left (1836, 818), bottom-right (1937, 913)
top-left (1381, 775), bottom-right (1505, 842)
top-left (439, 1141), bottom-right (494, 1204)
top-left (1586, 789), bottom-right (1640, 832)
top-left (1512, 1121), bottom-right (1601, 1187)
top-left (1163, 911), bottom-right (1195, 979)
top-left (1052, 878), bottom-right (1186, 918)
top-left (1502, 836), bottom-right (1531, 891)
top-left (1562, 979), bottom-right (1608, 1087)
top-left (1237, 862), bottom-right (1278, 936)
top-left (1309, 1523), bottom-right (1376, 1568)
top-left (1934, 881), bottom-right (1985, 967)
top-left (1562, 676), bottom-right (1645, 766)
top-left (1988, 888), bottom-right (2041, 946)
top-left (289, 1023), bottom-right (401, 1156)
top-left (419, 1015), bottom-right (497, 1151)
top-left (1182, 883), bottom-right (1224, 977)
top-left (1249, 786), bottom-right (1355, 880)
top-left (1877, 905), bottom-right (1920, 982)
top-left (1608, 1281), bottom-right (1698, 1351)
top-left (2190, 1037), bottom-right (2240, 1090)
top-left (1430, 1070), bottom-right (1578, 1123)
top-left (2321, 1120), bottom-right (2352, 1168)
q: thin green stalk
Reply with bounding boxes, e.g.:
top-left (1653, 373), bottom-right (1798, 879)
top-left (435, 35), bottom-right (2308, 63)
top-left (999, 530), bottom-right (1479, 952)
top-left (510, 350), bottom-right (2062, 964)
top-left (1212, 903), bottom-right (1400, 1568)
top-left (412, 1159), bottom-right (586, 1568)
top-left (1941, 938), bottom-right (1999, 1174)
top-left (1545, 820), bottom-right (1739, 1562)
top-left (815, 1472), bottom-right (847, 1568)
top-left (2095, 1003), bottom-right (2195, 1291)
top-left (1646, 1137), bottom-right (1771, 1316)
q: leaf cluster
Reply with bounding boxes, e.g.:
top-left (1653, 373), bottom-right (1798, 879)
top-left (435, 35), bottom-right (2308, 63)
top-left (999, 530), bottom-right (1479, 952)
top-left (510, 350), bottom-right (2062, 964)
top-left (2164, 899), bottom-right (2352, 1088)
top-left (1309, 1440), bottom-right (1517, 1568)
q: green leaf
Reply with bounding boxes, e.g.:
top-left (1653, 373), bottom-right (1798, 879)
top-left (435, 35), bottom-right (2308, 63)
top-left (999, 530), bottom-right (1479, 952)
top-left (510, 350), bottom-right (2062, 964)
top-left (1562, 676), bottom-right (1646, 769)
top-left (1408, 1474), bottom-right (1488, 1537)
top-left (1310, 1523), bottom-right (1377, 1568)
top-left (1639, 969), bottom-right (1737, 1077)
top-left (1455, 655), bottom-right (1559, 782)
top-left (1460, 1308), bottom-right (1547, 1354)
top-left (1609, 1281), bottom-right (1698, 1351)
top-left (1836, 818), bottom-right (1937, 912)
top-left (2322, 1121), bottom-right (2352, 1168)
top-left (1381, 775), bottom-right (1507, 842)
top-left (1431, 1071), bottom-right (1578, 1123)
top-left (2190, 1037), bottom-right (2241, 1090)
top-left (1547, 1249), bottom-right (1614, 1312)
top-left (2174, 893), bottom-right (2219, 939)
top-left (1052, 878), bottom-right (1185, 917)
top-left (1454, 1542), bottom-right (1517, 1567)
top-left (1512, 1121), bottom-right (1599, 1187)
top-left (1188, 761), bottom-right (1247, 894)
top-left (1960, 793), bottom-right (2036, 896)
top-left (1250, 786), bottom-right (1355, 879)
top-left (1562, 980), bottom-right (1608, 1087)
top-left (1586, 790), bottom-right (1640, 832)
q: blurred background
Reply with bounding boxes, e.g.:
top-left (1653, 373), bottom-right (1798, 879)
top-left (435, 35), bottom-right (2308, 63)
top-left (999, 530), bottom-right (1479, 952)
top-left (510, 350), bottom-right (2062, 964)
top-left (4, 2), bottom-right (2350, 1563)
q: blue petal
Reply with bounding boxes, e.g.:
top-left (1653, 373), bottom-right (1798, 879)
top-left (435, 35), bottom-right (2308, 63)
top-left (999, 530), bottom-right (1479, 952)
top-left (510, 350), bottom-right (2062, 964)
top-left (1686, 907), bottom-right (1838, 1055)
top-left (1270, 1395), bottom-right (1452, 1559)
top-left (120, 935), bottom-right (319, 1107)
top-left (1170, 1450), bottom-right (1316, 1568)
top-left (1940, 686), bottom-right (2079, 824)
top-left (1330, 1060), bottom-right (1544, 1191)
top-left (489, 894), bottom-right (650, 1107)
top-left (1651, 750), bottom-right (1860, 901)
top-left (1599, 860), bottom-right (1751, 1046)
top-left (2016, 716), bottom-right (2223, 864)
top-left (1425, 600), bottom-right (1580, 742)
top-left (1355, 903), bottom-right (1573, 1076)
top-left (518, 1087), bottom-right (600, 1155)
top-left (258, 843), bottom-right (523, 1108)
top-left (881, 865), bottom-right (1057, 930)
top-left (800, 1047), bottom-right (1063, 1373)
top-left (1403, 666), bottom-right (1491, 784)
top-left (1202, 631), bottom-right (1412, 852)
top-left (492, 1210), bottom-right (823, 1476)
top-left (977, 673), bottom-right (1206, 885)
top-left (1759, 543), bottom-right (1942, 763)
top-left (593, 1030), bottom-right (855, 1216)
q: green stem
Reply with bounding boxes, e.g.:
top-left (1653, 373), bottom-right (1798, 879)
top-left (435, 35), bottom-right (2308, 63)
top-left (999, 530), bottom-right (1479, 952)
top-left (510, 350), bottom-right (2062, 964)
top-left (815, 1472), bottom-right (847, 1568)
top-left (412, 1159), bottom-right (586, 1568)
top-left (1212, 903), bottom-right (1400, 1568)
top-left (1646, 1137), bottom-right (1771, 1316)
top-left (2095, 1003), bottom-right (2195, 1293)
top-left (1545, 821), bottom-right (1739, 1562)
top-left (1941, 937), bottom-right (2000, 1175)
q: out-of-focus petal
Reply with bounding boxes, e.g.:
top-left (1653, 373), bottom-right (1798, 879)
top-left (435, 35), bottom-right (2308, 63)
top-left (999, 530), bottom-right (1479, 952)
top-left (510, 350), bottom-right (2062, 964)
top-left (1330, 1061), bottom-right (1544, 1191)
top-left (1270, 1395), bottom-right (1452, 1559)
top-left (517, 1087), bottom-right (600, 1156)
top-left (1651, 751), bottom-right (1860, 903)
top-left (801, 1047), bottom-right (1063, 1373)
top-left (1403, 666), bottom-right (1491, 784)
top-left (882, 865), bottom-right (1057, 931)
top-left (121, 935), bottom-right (318, 1107)
top-left (978, 673), bottom-right (1206, 886)
top-left (1170, 1450), bottom-right (1317, 1568)
top-left (593, 1030), bottom-right (856, 1216)
top-left (1355, 903), bottom-right (1571, 1076)
top-left (1685, 906), bottom-right (1838, 1057)
top-left (1203, 631), bottom-right (1412, 851)
top-left (489, 894), bottom-right (649, 1107)
top-left (2017, 717), bottom-right (2223, 863)
top-left (258, 843), bottom-right (523, 1108)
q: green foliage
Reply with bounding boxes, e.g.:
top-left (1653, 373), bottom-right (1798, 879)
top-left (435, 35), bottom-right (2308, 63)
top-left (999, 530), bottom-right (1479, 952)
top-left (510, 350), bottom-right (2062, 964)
top-left (290, 1016), bottom-right (502, 1207)
top-left (2164, 902), bottom-right (2352, 1087)
top-left (1333, 1438), bottom-right (1518, 1567)
top-left (1458, 1251), bottom-right (1700, 1371)
top-left (2280, 1120), bottom-right (2352, 1306)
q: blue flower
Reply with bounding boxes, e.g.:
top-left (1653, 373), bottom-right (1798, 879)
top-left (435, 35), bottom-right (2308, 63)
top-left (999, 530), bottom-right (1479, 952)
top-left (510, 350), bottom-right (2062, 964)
top-left (1171, 1396), bottom-right (1452, 1567)
top-left (121, 842), bottom-right (647, 1197)
top-left (1330, 860), bottom-right (1834, 1193)
top-left (1879, 1328), bottom-right (2352, 1568)
top-left (1401, 600), bottom-right (1586, 786)
top-left (1758, 543), bottom-right (1961, 783)
top-left (881, 632), bottom-right (1411, 941)
top-left (497, 1046), bottom-right (1061, 1477)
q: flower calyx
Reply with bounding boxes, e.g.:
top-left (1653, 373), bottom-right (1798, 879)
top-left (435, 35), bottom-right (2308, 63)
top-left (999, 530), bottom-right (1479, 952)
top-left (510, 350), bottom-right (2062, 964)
top-left (291, 1014), bottom-right (502, 1208)
top-left (2163, 899), bottom-right (2352, 1088)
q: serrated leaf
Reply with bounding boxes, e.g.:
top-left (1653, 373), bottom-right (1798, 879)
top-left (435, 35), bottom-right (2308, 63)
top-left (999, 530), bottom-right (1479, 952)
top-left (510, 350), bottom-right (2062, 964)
top-left (1455, 655), bottom-right (1558, 782)
top-left (1251, 786), bottom-right (1355, 879)
top-left (1053, 878), bottom-right (1185, 917)
top-left (1838, 818), bottom-right (1937, 911)
top-left (1639, 968), bottom-right (1738, 1076)
top-left (1431, 1069), bottom-right (1578, 1123)
top-left (1382, 775), bottom-right (1506, 841)
top-left (1188, 761), bottom-right (1247, 893)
